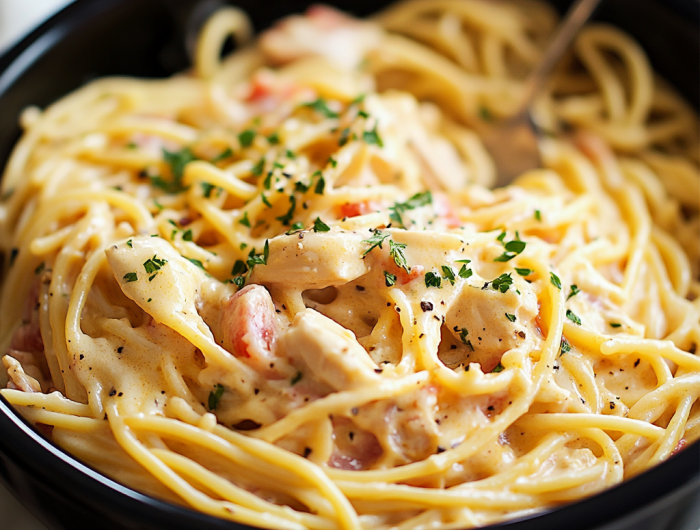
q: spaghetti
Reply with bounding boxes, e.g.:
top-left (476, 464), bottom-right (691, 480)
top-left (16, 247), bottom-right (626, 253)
top-left (1, 2), bottom-right (699, 529)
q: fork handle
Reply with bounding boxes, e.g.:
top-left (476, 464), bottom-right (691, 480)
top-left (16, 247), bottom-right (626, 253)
top-left (518, 0), bottom-right (603, 115)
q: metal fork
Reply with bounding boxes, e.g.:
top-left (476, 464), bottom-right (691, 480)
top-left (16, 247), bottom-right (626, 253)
top-left (480, 0), bottom-right (602, 186)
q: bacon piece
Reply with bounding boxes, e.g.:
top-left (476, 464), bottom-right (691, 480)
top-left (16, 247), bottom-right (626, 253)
top-left (220, 285), bottom-right (280, 374)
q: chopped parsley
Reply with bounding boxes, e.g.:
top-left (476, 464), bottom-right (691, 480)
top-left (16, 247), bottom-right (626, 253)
top-left (458, 328), bottom-right (474, 351)
top-left (338, 127), bottom-right (351, 147)
top-left (478, 105), bottom-right (493, 122)
top-left (246, 240), bottom-right (269, 269)
top-left (290, 371), bottom-right (303, 386)
top-left (362, 230), bottom-right (390, 255)
top-left (363, 125), bottom-right (384, 147)
top-left (123, 272), bottom-right (138, 283)
top-left (389, 240), bottom-right (409, 272)
top-left (261, 193), bottom-right (272, 208)
top-left (231, 260), bottom-right (247, 276)
top-left (184, 257), bottom-right (205, 270)
top-left (351, 93), bottom-right (366, 106)
top-left (515, 268), bottom-right (533, 276)
top-left (534, 209), bottom-right (542, 221)
top-left (263, 171), bottom-right (274, 190)
top-left (211, 147), bottom-right (233, 163)
top-left (182, 229), bottom-right (193, 242)
top-left (238, 129), bottom-right (256, 147)
top-left (550, 272), bottom-right (562, 290)
top-left (126, 239), bottom-right (133, 248)
top-left (458, 264), bottom-right (473, 279)
top-left (505, 313), bottom-right (516, 322)
top-left (276, 195), bottom-right (296, 226)
top-left (251, 157), bottom-right (265, 176)
top-left (389, 191), bottom-right (432, 228)
top-left (494, 234), bottom-right (526, 262)
top-left (567, 284), bottom-right (581, 300)
top-left (9, 248), bottom-right (18, 266)
top-left (153, 147), bottom-right (197, 193)
top-left (609, 322), bottom-right (622, 328)
top-left (201, 182), bottom-right (217, 198)
top-left (302, 98), bottom-right (339, 119)
top-left (239, 211), bottom-right (251, 228)
top-left (313, 217), bottom-right (331, 233)
top-left (327, 157), bottom-right (337, 168)
top-left (294, 181), bottom-right (309, 193)
top-left (267, 132), bottom-right (280, 145)
top-left (314, 172), bottom-right (325, 195)
top-left (441, 265), bottom-right (456, 285)
top-left (491, 273), bottom-right (513, 293)
top-left (208, 384), bottom-right (225, 410)
top-left (566, 309), bottom-right (581, 325)
top-left (287, 221), bottom-right (304, 233)
top-left (560, 337), bottom-right (571, 356)
top-left (384, 270), bottom-right (397, 287)
top-left (425, 271), bottom-right (442, 289)
top-left (143, 255), bottom-right (168, 280)
top-left (492, 363), bottom-right (505, 373)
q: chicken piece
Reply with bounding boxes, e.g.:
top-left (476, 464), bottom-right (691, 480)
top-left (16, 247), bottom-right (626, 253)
top-left (259, 5), bottom-right (382, 70)
top-left (279, 309), bottom-right (380, 391)
top-left (444, 281), bottom-right (538, 372)
top-left (250, 229), bottom-right (369, 290)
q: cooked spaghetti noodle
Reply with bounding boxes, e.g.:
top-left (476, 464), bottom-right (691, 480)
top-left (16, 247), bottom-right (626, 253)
top-left (1, 2), bottom-right (698, 528)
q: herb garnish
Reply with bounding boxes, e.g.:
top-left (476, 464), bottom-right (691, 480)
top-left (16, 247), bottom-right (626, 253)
top-left (389, 191), bottom-right (432, 228)
top-left (550, 272), bottom-right (562, 290)
top-left (425, 271), bottom-right (442, 289)
top-left (185, 257), bottom-right (205, 269)
top-left (534, 210), bottom-right (542, 221)
top-left (211, 147), bottom-right (233, 163)
top-left (239, 211), bottom-right (251, 228)
top-left (182, 229), bottom-right (193, 242)
top-left (494, 233), bottom-right (526, 262)
top-left (276, 196), bottom-right (296, 226)
top-left (362, 230), bottom-right (390, 255)
top-left (313, 217), bottom-right (331, 233)
top-left (251, 157), bottom-right (265, 177)
top-left (238, 130), bottom-right (256, 148)
top-left (492, 363), bottom-right (505, 373)
top-left (560, 337), bottom-right (571, 356)
top-left (143, 255), bottom-right (168, 280)
top-left (290, 371), bottom-right (303, 386)
top-left (126, 239), bottom-right (133, 248)
top-left (208, 384), bottom-right (225, 410)
top-left (384, 271), bottom-right (397, 287)
top-left (123, 272), bottom-right (138, 283)
top-left (363, 125), bottom-right (384, 147)
top-left (389, 240), bottom-right (409, 272)
top-left (314, 171), bottom-right (325, 195)
top-left (566, 309), bottom-right (581, 325)
top-left (515, 268), bottom-right (533, 276)
top-left (491, 273), bottom-right (513, 293)
top-left (567, 284), bottom-right (581, 300)
top-left (338, 127), bottom-right (351, 147)
top-left (302, 98), bottom-right (339, 119)
top-left (505, 313), bottom-right (516, 322)
top-left (441, 266), bottom-right (456, 285)
top-left (609, 322), bottom-right (622, 328)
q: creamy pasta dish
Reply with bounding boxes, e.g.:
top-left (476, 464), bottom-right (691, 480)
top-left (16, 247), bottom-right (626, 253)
top-left (1, 1), bottom-right (699, 529)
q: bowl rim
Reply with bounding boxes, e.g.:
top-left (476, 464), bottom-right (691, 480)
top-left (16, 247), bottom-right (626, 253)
top-left (0, 1), bottom-right (698, 529)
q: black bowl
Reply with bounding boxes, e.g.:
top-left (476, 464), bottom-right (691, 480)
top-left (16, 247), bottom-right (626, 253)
top-left (0, 1), bottom-right (698, 529)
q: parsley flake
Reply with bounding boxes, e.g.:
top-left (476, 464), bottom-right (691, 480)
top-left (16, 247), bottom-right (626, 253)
top-left (290, 371), bottom-right (303, 386)
top-left (184, 257), bottom-right (205, 270)
top-left (276, 195), bottom-right (296, 226)
top-left (363, 125), bottom-right (384, 147)
top-left (389, 240), bottom-right (409, 272)
top-left (609, 322), bottom-right (622, 328)
top-left (313, 217), bottom-right (331, 233)
top-left (239, 211), bottom-right (251, 228)
top-left (362, 230), bottom-right (390, 256)
top-left (182, 229), bottom-right (193, 242)
top-left (505, 313), bottom-right (516, 322)
top-left (550, 272), bottom-right (562, 290)
top-left (534, 210), bottom-right (542, 221)
top-left (567, 285), bottom-right (581, 300)
top-left (123, 272), bottom-right (138, 283)
top-left (492, 363), bottom-right (505, 373)
top-left (208, 384), bottom-right (225, 410)
top-left (389, 191), bottom-right (432, 228)
top-left (441, 265), bottom-right (456, 285)
top-left (302, 98), bottom-right (339, 119)
top-left (515, 268), bottom-right (533, 276)
top-left (566, 309), bottom-right (581, 325)
top-left (211, 147), bottom-right (233, 163)
top-left (560, 337), bottom-right (571, 356)
top-left (126, 239), bottom-right (133, 248)
top-left (238, 130), bottom-right (256, 148)
top-left (491, 273), bottom-right (513, 293)
top-left (425, 271), bottom-right (442, 289)
top-left (267, 132), bottom-right (280, 145)
top-left (458, 264), bottom-right (473, 279)
top-left (384, 271), bottom-right (397, 287)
